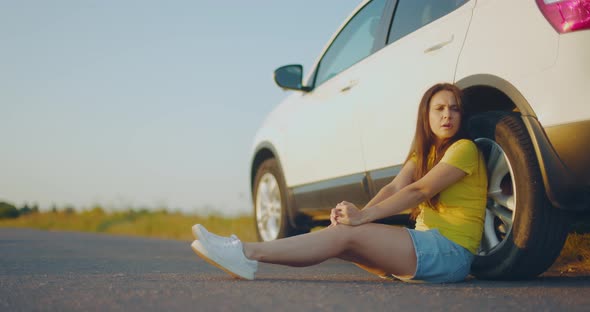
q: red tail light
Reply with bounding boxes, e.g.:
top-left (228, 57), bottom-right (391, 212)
top-left (536, 0), bottom-right (590, 33)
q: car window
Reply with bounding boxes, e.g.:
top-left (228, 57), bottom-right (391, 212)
top-left (387, 0), bottom-right (468, 44)
top-left (314, 0), bottom-right (388, 87)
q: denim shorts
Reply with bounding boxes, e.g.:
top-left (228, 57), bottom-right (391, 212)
top-left (392, 228), bottom-right (474, 283)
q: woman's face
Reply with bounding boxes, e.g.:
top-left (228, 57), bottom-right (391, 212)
top-left (428, 90), bottom-right (461, 143)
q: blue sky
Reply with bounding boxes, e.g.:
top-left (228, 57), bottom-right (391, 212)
top-left (0, 0), bottom-right (360, 215)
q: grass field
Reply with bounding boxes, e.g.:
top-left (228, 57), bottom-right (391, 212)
top-left (0, 208), bottom-right (258, 242)
top-left (1, 209), bottom-right (588, 275)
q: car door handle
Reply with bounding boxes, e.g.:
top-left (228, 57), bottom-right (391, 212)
top-left (340, 80), bottom-right (358, 92)
top-left (424, 35), bottom-right (454, 53)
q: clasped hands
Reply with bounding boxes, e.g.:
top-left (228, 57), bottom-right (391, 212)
top-left (330, 201), bottom-right (365, 226)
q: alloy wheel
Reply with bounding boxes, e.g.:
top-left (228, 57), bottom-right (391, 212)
top-left (255, 172), bottom-right (282, 241)
top-left (475, 138), bottom-right (516, 255)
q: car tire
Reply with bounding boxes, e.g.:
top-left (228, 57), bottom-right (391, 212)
top-left (253, 158), bottom-right (304, 242)
top-left (467, 111), bottom-right (569, 280)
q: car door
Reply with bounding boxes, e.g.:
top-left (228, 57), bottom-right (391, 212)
top-left (282, 0), bottom-right (390, 211)
top-left (352, 0), bottom-right (476, 190)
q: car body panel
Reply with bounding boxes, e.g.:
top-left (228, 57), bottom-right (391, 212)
top-left (282, 74), bottom-right (366, 187)
top-left (455, 0), bottom-right (560, 119)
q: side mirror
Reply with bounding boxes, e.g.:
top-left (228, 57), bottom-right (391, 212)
top-left (273, 65), bottom-right (311, 92)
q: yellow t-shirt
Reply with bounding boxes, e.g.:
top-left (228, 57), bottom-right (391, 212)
top-left (413, 139), bottom-right (488, 254)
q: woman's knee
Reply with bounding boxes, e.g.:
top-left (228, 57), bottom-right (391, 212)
top-left (330, 223), bottom-right (365, 249)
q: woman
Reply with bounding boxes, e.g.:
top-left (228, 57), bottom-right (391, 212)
top-left (191, 83), bottom-right (487, 283)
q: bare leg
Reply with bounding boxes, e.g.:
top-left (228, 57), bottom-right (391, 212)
top-left (243, 223), bottom-right (417, 277)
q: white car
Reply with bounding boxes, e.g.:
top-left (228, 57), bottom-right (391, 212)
top-left (250, 0), bottom-right (590, 279)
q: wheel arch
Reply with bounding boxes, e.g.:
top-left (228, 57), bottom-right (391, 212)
top-left (456, 74), bottom-right (587, 211)
top-left (456, 74), bottom-right (533, 117)
top-left (250, 142), bottom-right (301, 230)
top-left (250, 142), bottom-right (280, 195)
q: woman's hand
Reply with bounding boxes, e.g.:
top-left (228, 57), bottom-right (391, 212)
top-left (330, 201), bottom-right (364, 226)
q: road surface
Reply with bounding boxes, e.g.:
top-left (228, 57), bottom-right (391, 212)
top-left (1, 228), bottom-right (588, 311)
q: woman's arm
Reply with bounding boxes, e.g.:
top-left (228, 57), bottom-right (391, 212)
top-left (362, 160), bottom-right (416, 210)
top-left (330, 160), bottom-right (416, 225)
top-left (334, 162), bottom-right (468, 225)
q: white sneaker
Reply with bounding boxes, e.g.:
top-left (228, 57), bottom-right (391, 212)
top-left (190, 232), bottom-right (257, 280)
top-left (191, 224), bottom-right (237, 244)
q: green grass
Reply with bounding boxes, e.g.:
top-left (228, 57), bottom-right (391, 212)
top-left (1, 209), bottom-right (588, 274)
top-left (0, 209), bottom-right (257, 242)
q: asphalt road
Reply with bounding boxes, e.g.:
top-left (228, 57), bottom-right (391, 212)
top-left (1, 228), bottom-right (589, 312)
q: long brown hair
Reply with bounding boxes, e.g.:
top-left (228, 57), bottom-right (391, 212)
top-left (407, 83), bottom-right (466, 217)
